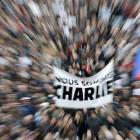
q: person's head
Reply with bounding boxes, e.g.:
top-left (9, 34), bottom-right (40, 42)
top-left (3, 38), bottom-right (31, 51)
top-left (68, 127), bottom-right (76, 138)
top-left (104, 130), bottom-right (114, 140)
top-left (94, 32), bottom-right (99, 39)
top-left (41, 115), bottom-right (49, 125)
top-left (75, 111), bottom-right (83, 122)
top-left (128, 132), bottom-right (138, 140)
top-left (50, 103), bottom-right (56, 110)
top-left (17, 85), bottom-right (28, 92)
top-left (106, 38), bottom-right (113, 46)
top-left (15, 137), bottom-right (25, 140)
top-left (50, 117), bottom-right (57, 125)
top-left (20, 97), bottom-right (31, 105)
top-left (117, 110), bottom-right (125, 118)
top-left (62, 54), bottom-right (68, 61)
top-left (10, 125), bottom-right (21, 139)
top-left (115, 134), bottom-right (123, 140)
top-left (99, 61), bottom-right (105, 69)
top-left (123, 105), bottom-right (130, 112)
top-left (100, 38), bottom-right (105, 45)
top-left (23, 115), bottom-right (33, 125)
top-left (90, 110), bottom-right (96, 119)
top-left (30, 71), bottom-right (39, 79)
top-left (120, 100), bottom-right (128, 107)
top-left (85, 130), bottom-right (93, 140)
top-left (63, 114), bottom-right (70, 125)
top-left (0, 134), bottom-right (9, 140)
top-left (122, 87), bottom-right (131, 97)
top-left (49, 73), bottom-right (55, 81)
top-left (127, 111), bottom-right (139, 122)
top-left (133, 81), bottom-right (140, 88)
top-left (56, 118), bottom-right (63, 127)
top-left (100, 109), bottom-right (106, 117)
top-left (0, 125), bottom-right (6, 134)
top-left (114, 96), bottom-right (120, 102)
top-left (107, 115), bottom-right (114, 123)
top-left (74, 68), bottom-right (79, 74)
top-left (44, 133), bottom-right (53, 140)
top-left (73, 53), bottom-right (78, 61)
top-left (46, 67), bottom-right (52, 73)
top-left (6, 93), bottom-right (17, 103)
top-left (68, 117), bottom-right (73, 125)
top-left (59, 111), bottom-right (65, 117)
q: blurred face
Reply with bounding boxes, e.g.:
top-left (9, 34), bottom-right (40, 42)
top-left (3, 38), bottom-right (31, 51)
top-left (129, 133), bottom-right (137, 140)
top-left (60, 111), bottom-right (65, 117)
top-left (18, 85), bottom-right (27, 92)
top-left (1, 104), bottom-right (10, 112)
top-left (72, 62), bottom-right (75, 67)
top-left (134, 82), bottom-right (140, 88)
top-left (6, 94), bottom-right (17, 103)
top-left (46, 68), bottom-right (52, 73)
top-left (100, 62), bottom-right (105, 68)
top-left (58, 18), bottom-right (63, 28)
top-left (96, 48), bottom-right (101, 56)
top-left (23, 115), bottom-right (33, 124)
top-left (32, 72), bottom-right (39, 79)
top-left (0, 125), bottom-right (6, 133)
top-left (49, 74), bottom-right (55, 81)
top-left (22, 100), bottom-right (30, 105)
top-left (106, 40), bottom-right (111, 46)
top-left (86, 130), bottom-right (92, 140)
top-left (57, 120), bottom-right (63, 127)
top-left (74, 69), bottom-right (78, 74)
top-left (50, 118), bottom-right (56, 125)
top-left (75, 113), bottom-right (80, 120)
top-left (69, 118), bottom-right (73, 125)
top-left (44, 133), bottom-right (53, 140)
top-left (68, 130), bottom-right (75, 137)
top-left (121, 101), bottom-right (128, 107)
top-left (100, 110), bottom-right (105, 116)
top-left (42, 116), bottom-right (49, 124)
top-left (73, 53), bottom-right (78, 60)
top-left (50, 104), bottom-right (55, 110)
top-left (114, 97), bottom-right (119, 102)
top-left (63, 116), bottom-right (69, 125)
top-left (91, 112), bottom-right (96, 118)
top-left (1, 87), bottom-right (9, 93)
top-left (107, 116), bottom-right (113, 123)
top-left (122, 89), bottom-right (130, 97)
top-left (0, 134), bottom-right (9, 140)
top-left (63, 55), bottom-right (68, 61)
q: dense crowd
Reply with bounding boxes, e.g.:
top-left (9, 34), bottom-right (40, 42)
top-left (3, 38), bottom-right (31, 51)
top-left (0, 0), bottom-right (140, 140)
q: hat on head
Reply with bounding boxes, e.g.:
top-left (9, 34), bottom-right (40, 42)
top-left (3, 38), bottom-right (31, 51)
top-left (20, 97), bottom-right (31, 101)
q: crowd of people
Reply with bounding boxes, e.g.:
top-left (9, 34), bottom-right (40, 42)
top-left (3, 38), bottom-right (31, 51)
top-left (0, 0), bottom-right (140, 139)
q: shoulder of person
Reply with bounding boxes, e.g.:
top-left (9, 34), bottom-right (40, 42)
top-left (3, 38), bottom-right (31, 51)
top-left (97, 116), bottom-right (102, 121)
top-left (87, 116), bottom-right (92, 122)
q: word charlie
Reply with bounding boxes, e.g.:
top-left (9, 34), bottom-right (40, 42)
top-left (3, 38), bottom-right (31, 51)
top-left (56, 80), bottom-right (112, 101)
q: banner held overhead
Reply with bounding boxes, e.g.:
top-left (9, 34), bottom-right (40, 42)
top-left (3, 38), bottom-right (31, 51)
top-left (53, 61), bottom-right (114, 109)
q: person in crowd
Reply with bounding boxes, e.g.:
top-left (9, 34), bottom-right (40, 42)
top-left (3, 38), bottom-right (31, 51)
top-left (86, 110), bottom-right (102, 140)
top-left (74, 111), bottom-right (87, 140)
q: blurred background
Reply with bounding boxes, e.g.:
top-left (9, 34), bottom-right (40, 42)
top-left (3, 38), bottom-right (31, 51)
top-left (0, 0), bottom-right (140, 140)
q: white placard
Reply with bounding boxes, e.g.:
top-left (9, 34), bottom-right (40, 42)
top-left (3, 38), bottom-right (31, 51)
top-left (53, 61), bottom-right (114, 109)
